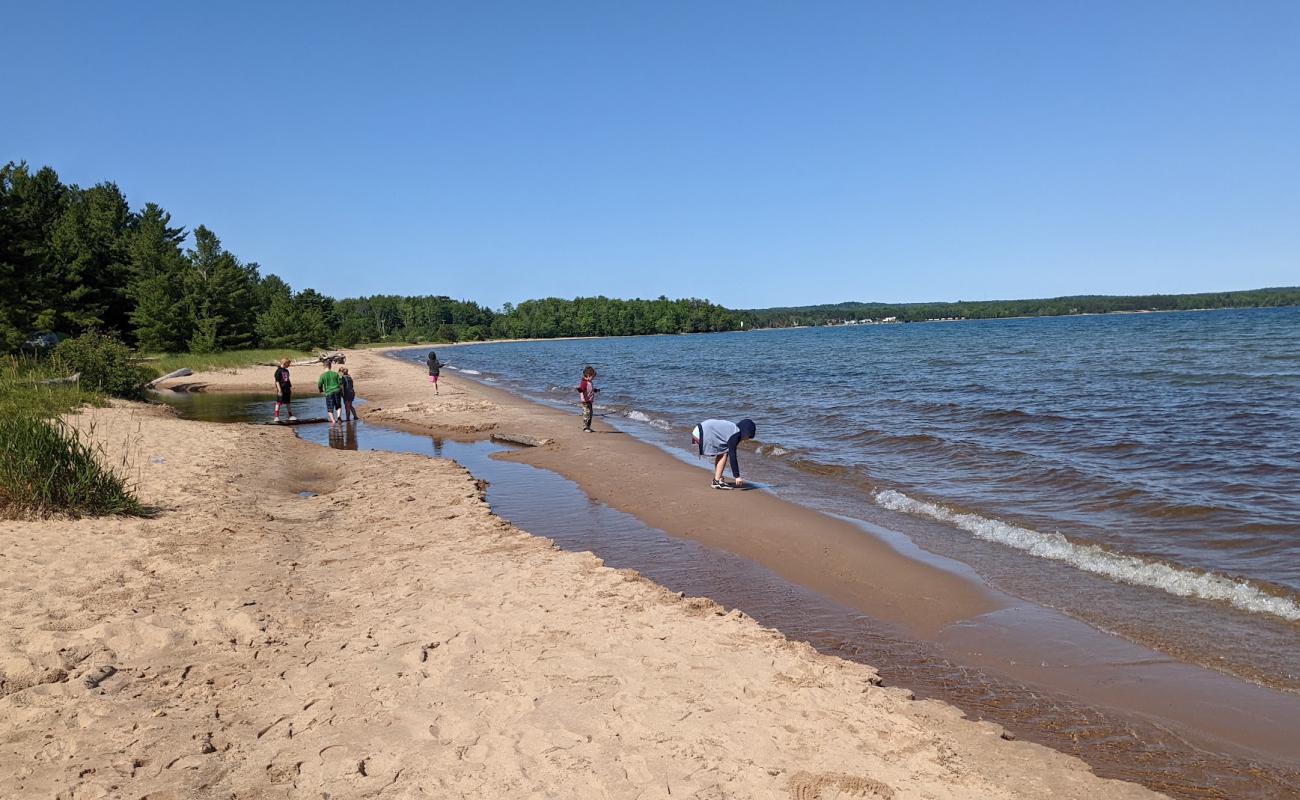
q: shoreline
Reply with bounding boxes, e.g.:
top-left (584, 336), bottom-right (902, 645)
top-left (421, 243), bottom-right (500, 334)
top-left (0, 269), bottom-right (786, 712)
top-left (0, 387), bottom-right (1164, 797)
top-left (154, 349), bottom-right (1300, 781)
top-left (354, 350), bottom-right (1300, 770)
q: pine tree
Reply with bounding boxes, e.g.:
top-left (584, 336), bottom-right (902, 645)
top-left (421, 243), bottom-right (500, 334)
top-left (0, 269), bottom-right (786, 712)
top-left (183, 226), bottom-right (255, 351)
top-left (0, 162), bottom-right (68, 349)
top-left (126, 204), bottom-right (191, 351)
top-left (48, 182), bottom-right (132, 336)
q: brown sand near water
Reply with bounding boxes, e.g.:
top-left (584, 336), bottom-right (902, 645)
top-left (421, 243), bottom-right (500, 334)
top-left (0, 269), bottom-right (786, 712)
top-left (0, 373), bottom-right (1162, 797)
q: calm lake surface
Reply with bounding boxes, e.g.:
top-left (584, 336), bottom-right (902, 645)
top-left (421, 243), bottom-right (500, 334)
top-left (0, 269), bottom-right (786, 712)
top-left (426, 307), bottom-right (1300, 692)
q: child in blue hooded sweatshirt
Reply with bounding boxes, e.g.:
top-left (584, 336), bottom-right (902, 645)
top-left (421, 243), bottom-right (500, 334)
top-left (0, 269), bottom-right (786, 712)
top-left (691, 418), bottom-right (757, 489)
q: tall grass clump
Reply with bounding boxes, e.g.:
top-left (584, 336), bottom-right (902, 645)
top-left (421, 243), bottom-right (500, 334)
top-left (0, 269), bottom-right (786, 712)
top-left (0, 354), bottom-right (145, 518)
top-left (0, 415), bottom-right (143, 517)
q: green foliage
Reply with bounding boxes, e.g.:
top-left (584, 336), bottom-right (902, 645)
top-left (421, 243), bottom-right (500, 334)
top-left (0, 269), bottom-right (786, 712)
top-left (0, 355), bottom-right (102, 420)
top-left (126, 203), bottom-right (191, 351)
top-left (487, 296), bottom-right (742, 339)
top-left (1, 162), bottom-right (69, 350)
top-left (47, 182), bottom-right (132, 335)
top-left (741, 288), bottom-right (1300, 328)
top-left (185, 226), bottom-right (257, 351)
top-left (52, 332), bottom-right (154, 400)
top-left (0, 415), bottom-right (143, 518)
top-left (256, 290), bottom-right (330, 349)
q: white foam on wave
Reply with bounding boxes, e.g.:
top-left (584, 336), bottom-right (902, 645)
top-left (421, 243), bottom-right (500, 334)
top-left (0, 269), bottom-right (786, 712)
top-left (624, 410), bottom-right (672, 430)
top-left (761, 445), bottom-right (790, 457)
top-left (458, 369), bottom-right (482, 375)
top-left (874, 489), bottom-right (1300, 622)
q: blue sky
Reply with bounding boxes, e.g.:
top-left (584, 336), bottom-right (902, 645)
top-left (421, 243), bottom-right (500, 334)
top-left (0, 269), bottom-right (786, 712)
top-left (5, 1), bottom-right (1297, 309)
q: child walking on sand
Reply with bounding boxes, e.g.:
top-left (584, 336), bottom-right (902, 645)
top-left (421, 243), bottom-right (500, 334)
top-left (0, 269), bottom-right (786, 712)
top-left (318, 363), bottom-right (344, 426)
top-left (339, 367), bottom-right (358, 422)
top-left (691, 418), bottom-right (757, 489)
top-left (273, 358), bottom-right (296, 422)
top-left (576, 365), bottom-right (599, 432)
top-left (426, 351), bottom-right (445, 395)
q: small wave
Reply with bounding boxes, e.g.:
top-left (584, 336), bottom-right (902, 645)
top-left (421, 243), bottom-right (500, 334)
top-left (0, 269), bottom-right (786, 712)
top-left (760, 444), bottom-right (790, 457)
top-left (458, 369), bottom-right (482, 375)
top-left (624, 410), bottom-right (672, 430)
top-left (874, 490), bottom-right (1300, 622)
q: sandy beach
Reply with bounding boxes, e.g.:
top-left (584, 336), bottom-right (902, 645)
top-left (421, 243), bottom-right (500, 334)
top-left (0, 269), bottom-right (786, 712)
top-left (0, 354), bottom-right (1164, 798)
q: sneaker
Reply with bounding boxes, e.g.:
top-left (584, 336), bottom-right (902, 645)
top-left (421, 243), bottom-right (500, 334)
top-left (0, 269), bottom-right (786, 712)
top-left (712, 480), bottom-right (734, 490)
top-left (288, 415), bottom-right (297, 422)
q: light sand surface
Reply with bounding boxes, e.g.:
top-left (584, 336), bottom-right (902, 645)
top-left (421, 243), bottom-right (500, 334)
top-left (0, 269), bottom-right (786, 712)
top-left (0, 360), bottom-right (1159, 797)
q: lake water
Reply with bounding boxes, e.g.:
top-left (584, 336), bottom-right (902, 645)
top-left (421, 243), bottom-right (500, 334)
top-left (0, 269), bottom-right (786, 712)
top-left (423, 307), bottom-right (1300, 694)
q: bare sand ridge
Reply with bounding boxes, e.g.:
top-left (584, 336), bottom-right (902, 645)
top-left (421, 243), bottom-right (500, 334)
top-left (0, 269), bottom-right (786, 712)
top-left (0, 358), bottom-right (1159, 798)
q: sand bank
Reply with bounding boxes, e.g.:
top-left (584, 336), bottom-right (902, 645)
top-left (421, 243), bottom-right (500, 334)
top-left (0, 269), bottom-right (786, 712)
top-left (0, 374), bottom-right (1162, 797)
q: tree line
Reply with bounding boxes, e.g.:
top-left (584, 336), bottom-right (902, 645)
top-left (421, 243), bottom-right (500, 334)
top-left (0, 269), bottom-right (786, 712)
top-left (741, 288), bottom-right (1300, 328)
top-left (0, 161), bottom-right (742, 352)
top-left (5, 160), bottom-right (1296, 352)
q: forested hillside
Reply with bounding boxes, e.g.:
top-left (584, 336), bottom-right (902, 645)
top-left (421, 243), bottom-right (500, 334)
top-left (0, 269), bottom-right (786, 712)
top-left (741, 288), bottom-right (1300, 328)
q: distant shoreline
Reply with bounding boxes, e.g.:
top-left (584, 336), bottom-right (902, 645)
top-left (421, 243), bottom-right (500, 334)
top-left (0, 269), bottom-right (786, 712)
top-left (749, 302), bottom-right (1292, 330)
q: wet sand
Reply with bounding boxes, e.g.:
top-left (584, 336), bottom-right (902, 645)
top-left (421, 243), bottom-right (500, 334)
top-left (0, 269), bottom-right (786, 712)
top-left (0, 382), bottom-right (1164, 796)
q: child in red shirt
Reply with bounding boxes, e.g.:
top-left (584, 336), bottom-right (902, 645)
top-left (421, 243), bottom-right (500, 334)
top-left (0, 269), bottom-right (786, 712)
top-left (576, 365), bottom-right (598, 432)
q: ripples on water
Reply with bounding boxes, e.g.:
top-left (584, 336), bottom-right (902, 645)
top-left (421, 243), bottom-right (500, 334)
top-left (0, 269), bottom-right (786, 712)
top-left (434, 308), bottom-right (1300, 691)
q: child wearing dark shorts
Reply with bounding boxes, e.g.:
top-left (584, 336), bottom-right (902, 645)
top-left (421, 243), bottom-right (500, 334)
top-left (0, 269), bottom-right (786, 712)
top-left (273, 358), bottom-right (296, 422)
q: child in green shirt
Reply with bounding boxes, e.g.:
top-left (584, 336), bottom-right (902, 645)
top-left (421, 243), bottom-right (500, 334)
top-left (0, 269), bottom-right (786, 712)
top-left (318, 365), bottom-right (344, 426)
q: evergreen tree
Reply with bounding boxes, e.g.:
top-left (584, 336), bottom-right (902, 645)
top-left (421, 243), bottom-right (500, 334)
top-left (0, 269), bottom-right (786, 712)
top-left (0, 162), bottom-right (68, 348)
top-left (255, 286), bottom-right (330, 349)
top-left (183, 226), bottom-right (256, 351)
top-left (126, 203), bottom-right (191, 351)
top-left (47, 182), bottom-right (132, 336)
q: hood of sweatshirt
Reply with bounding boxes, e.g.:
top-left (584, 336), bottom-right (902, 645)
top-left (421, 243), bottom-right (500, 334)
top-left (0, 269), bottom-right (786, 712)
top-left (737, 418), bottom-right (756, 439)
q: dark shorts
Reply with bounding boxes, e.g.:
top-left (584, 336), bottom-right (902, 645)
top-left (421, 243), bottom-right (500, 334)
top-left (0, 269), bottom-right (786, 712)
top-left (325, 392), bottom-right (343, 413)
top-left (277, 386), bottom-right (291, 404)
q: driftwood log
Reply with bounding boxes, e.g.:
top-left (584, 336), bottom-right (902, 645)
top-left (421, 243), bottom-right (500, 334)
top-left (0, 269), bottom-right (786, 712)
top-left (146, 367), bottom-right (192, 388)
top-left (36, 372), bottom-right (81, 385)
top-left (255, 352), bottom-right (346, 368)
top-left (491, 433), bottom-right (553, 447)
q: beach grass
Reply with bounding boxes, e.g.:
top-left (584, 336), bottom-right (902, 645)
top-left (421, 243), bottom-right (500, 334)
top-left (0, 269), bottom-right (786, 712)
top-left (146, 348), bottom-right (315, 375)
top-left (0, 415), bottom-right (144, 518)
top-left (0, 356), bottom-right (143, 519)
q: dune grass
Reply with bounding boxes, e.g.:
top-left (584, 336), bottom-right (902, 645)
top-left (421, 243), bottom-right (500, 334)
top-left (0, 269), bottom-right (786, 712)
top-left (0, 415), bottom-right (144, 518)
top-left (0, 356), bottom-right (143, 519)
top-left (146, 348), bottom-right (315, 375)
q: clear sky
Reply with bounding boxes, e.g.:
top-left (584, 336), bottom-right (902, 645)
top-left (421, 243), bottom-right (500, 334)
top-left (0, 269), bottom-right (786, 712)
top-left (5, 1), bottom-right (1297, 309)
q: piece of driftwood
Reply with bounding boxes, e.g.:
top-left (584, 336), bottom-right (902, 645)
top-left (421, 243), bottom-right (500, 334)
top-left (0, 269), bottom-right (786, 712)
top-left (146, 367), bottom-right (192, 388)
top-left (263, 417), bottom-right (330, 426)
top-left (256, 352), bottom-right (347, 368)
top-left (491, 433), bottom-right (553, 447)
top-left (37, 372), bottom-right (81, 385)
